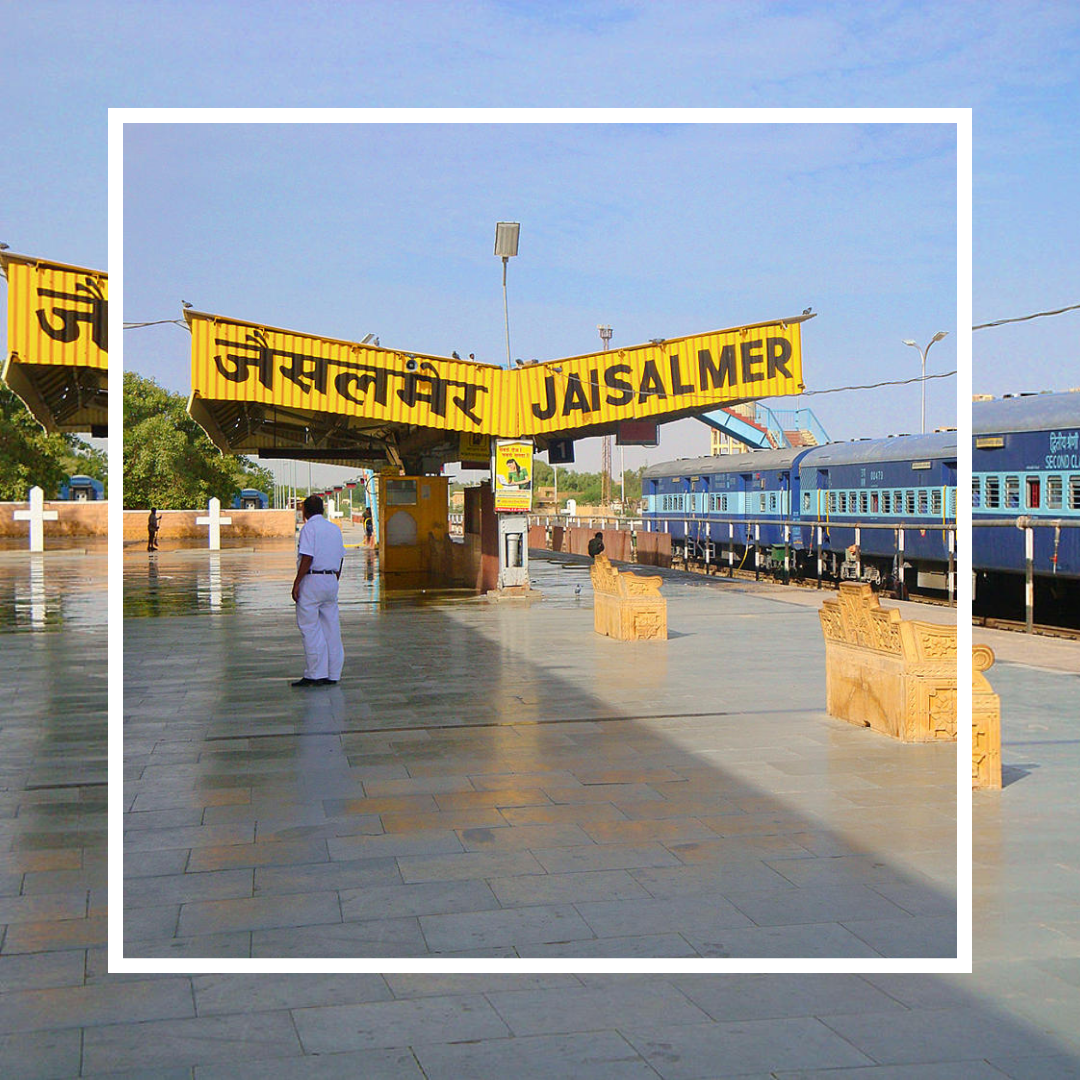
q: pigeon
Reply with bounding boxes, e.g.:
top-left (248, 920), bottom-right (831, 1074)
top-left (574, 584), bottom-right (582, 595)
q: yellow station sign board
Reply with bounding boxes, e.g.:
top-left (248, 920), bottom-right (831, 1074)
top-left (515, 324), bottom-right (804, 436)
top-left (3, 254), bottom-right (108, 371)
top-left (189, 311), bottom-right (804, 440)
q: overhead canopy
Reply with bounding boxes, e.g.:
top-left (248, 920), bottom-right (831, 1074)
top-left (187, 308), bottom-right (811, 473)
top-left (1, 252), bottom-right (108, 435)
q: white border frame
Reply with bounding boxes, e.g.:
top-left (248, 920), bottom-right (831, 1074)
top-left (109, 106), bottom-right (972, 975)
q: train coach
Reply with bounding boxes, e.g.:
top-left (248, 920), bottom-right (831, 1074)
top-left (642, 430), bottom-right (957, 594)
top-left (973, 391), bottom-right (1080, 619)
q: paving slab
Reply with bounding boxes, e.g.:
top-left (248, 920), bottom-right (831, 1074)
top-left (3, 550), bottom-right (1080, 1076)
top-left (124, 550), bottom-right (957, 957)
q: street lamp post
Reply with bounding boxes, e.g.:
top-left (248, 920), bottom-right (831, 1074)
top-left (598, 325), bottom-right (613, 510)
top-left (902, 331), bottom-right (948, 434)
top-left (494, 222), bottom-right (520, 369)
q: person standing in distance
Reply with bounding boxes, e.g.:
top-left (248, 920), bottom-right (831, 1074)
top-left (291, 494), bottom-right (346, 687)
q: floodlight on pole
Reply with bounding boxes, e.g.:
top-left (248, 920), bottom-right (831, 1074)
top-left (902, 331), bottom-right (948, 434)
top-left (495, 222), bottom-right (520, 369)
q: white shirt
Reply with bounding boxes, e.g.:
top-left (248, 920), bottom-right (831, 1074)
top-left (298, 513), bottom-right (346, 573)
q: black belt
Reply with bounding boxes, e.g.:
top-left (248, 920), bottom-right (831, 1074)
top-left (308, 569), bottom-right (338, 575)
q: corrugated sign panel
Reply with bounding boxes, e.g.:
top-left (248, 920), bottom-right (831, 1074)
top-left (3, 254), bottom-right (108, 370)
top-left (190, 312), bottom-right (804, 440)
top-left (189, 312), bottom-right (504, 434)
top-left (515, 323), bottom-right (803, 436)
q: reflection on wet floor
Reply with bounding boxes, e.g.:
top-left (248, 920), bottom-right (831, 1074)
top-left (0, 551), bottom-right (107, 632)
top-left (122, 546), bottom-right (489, 618)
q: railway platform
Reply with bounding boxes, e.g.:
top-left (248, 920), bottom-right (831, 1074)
top-left (122, 545), bottom-right (958, 959)
top-left (2, 551), bottom-right (1079, 1075)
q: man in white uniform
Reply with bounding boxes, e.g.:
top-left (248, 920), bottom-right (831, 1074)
top-left (291, 495), bottom-right (346, 687)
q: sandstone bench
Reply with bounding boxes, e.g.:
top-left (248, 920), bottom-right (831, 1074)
top-left (819, 582), bottom-right (1001, 789)
top-left (972, 644), bottom-right (1002, 790)
top-left (590, 553), bottom-right (667, 641)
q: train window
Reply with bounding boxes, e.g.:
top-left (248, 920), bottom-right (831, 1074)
top-left (802, 492), bottom-right (811, 513)
top-left (1070, 475), bottom-right (1080, 511)
top-left (1047, 475), bottom-right (1063, 509)
top-left (827, 492), bottom-right (836, 514)
top-left (882, 490), bottom-right (891, 513)
top-left (985, 475), bottom-right (1000, 508)
top-left (769, 493), bottom-right (777, 512)
top-left (1026, 477), bottom-right (1040, 509)
top-left (871, 492), bottom-right (879, 513)
top-left (838, 492), bottom-right (847, 513)
top-left (894, 490), bottom-right (903, 513)
top-left (859, 492), bottom-right (869, 514)
top-left (931, 489), bottom-right (942, 515)
top-left (972, 476), bottom-right (981, 508)
top-left (905, 491), bottom-right (916, 515)
top-left (1005, 476), bottom-right (1020, 509)
top-left (918, 490), bottom-right (929, 514)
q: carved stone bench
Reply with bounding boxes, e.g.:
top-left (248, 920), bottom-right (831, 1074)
top-left (590, 553), bottom-right (667, 641)
top-left (972, 644), bottom-right (1002, 790)
top-left (819, 582), bottom-right (956, 743)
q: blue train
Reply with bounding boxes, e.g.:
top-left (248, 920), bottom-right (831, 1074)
top-left (642, 430), bottom-right (957, 593)
top-left (973, 391), bottom-right (1080, 585)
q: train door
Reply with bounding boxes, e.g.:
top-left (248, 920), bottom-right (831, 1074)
top-left (942, 459), bottom-right (957, 519)
top-left (816, 469), bottom-right (830, 521)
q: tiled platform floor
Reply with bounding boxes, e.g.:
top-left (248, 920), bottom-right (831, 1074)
top-left (123, 549), bottom-right (957, 958)
top-left (2, 550), bottom-right (1078, 1076)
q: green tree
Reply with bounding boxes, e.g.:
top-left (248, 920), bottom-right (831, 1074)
top-left (0, 384), bottom-right (105, 500)
top-left (123, 371), bottom-right (274, 509)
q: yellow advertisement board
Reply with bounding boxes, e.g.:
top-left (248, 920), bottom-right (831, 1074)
top-left (3, 254), bottom-right (108, 371)
top-left (189, 312), bottom-right (805, 440)
top-left (494, 438), bottom-right (533, 512)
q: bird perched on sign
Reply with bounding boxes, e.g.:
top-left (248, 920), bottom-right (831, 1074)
top-left (802, 306), bottom-right (813, 315)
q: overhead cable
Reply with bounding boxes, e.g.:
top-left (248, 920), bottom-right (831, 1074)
top-left (974, 301), bottom-right (1080, 330)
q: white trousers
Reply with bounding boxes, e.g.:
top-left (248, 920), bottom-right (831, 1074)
top-left (295, 573), bottom-right (344, 681)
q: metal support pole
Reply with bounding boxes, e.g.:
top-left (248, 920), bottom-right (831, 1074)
top-left (784, 523), bottom-right (790, 584)
top-left (502, 257), bottom-right (511, 368)
top-left (898, 528), bottom-right (905, 599)
top-left (948, 529), bottom-right (955, 604)
top-left (754, 523), bottom-right (760, 580)
top-left (1025, 526), bottom-right (1034, 633)
top-left (816, 526), bottom-right (822, 588)
top-left (728, 523), bottom-right (734, 574)
top-left (854, 526), bottom-right (861, 581)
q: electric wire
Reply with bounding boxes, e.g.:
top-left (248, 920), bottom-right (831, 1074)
top-left (973, 301), bottom-right (1080, 330)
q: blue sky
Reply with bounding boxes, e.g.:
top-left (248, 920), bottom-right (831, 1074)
top-left (4, 1), bottom-right (1080, 479)
top-left (121, 118), bottom-right (956, 474)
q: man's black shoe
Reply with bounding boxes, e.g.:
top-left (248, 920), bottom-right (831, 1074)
top-left (291, 677), bottom-right (321, 687)
top-left (317, 679), bottom-right (339, 685)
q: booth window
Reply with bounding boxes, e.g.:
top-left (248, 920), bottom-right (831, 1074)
top-left (386, 480), bottom-right (418, 506)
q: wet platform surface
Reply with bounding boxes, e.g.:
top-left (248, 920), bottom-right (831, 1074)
top-left (123, 548), bottom-right (957, 959)
top-left (2, 550), bottom-right (1079, 1075)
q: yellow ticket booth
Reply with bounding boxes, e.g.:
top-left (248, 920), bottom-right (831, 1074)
top-left (378, 473), bottom-right (450, 578)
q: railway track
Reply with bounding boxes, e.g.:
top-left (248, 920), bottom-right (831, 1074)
top-left (972, 616), bottom-right (1080, 640)
top-left (669, 557), bottom-right (955, 606)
